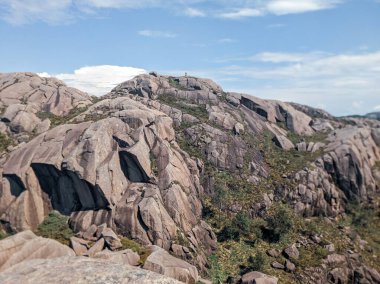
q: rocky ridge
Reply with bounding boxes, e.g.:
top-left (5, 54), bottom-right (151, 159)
top-left (0, 72), bottom-right (379, 283)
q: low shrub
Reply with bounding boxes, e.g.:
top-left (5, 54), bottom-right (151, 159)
top-left (36, 211), bottom-right (73, 245)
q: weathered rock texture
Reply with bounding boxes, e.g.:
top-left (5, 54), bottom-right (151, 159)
top-left (0, 95), bottom-right (216, 268)
top-left (0, 256), bottom-right (182, 284)
top-left (1, 72), bottom-right (380, 283)
top-left (143, 245), bottom-right (199, 284)
top-left (282, 126), bottom-right (380, 217)
top-left (0, 230), bottom-right (74, 272)
top-left (0, 73), bottom-right (92, 145)
top-left (0, 72), bottom-right (91, 116)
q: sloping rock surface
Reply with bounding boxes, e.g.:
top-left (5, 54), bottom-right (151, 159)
top-left (0, 230), bottom-right (74, 272)
top-left (143, 245), bottom-right (199, 284)
top-left (0, 256), bottom-right (182, 284)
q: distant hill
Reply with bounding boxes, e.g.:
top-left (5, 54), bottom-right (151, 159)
top-left (365, 111), bottom-right (380, 120)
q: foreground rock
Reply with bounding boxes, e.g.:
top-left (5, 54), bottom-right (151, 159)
top-left (0, 230), bottom-right (74, 272)
top-left (93, 249), bottom-right (140, 266)
top-left (143, 246), bottom-right (199, 284)
top-left (0, 256), bottom-right (181, 284)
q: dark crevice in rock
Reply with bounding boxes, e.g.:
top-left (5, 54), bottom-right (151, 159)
top-left (137, 205), bottom-right (150, 233)
top-left (112, 135), bottom-right (130, 148)
top-left (240, 97), bottom-right (268, 120)
top-left (119, 151), bottom-right (150, 183)
top-left (3, 174), bottom-right (25, 197)
top-left (31, 163), bottom-right (109, 216)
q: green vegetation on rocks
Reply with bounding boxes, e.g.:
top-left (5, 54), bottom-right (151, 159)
top-left (0, 132), bottom-right (13, 153)
top-left (36, 107), bottom-right (88, 127)
top-left (35, 211), bottom-right (73, 245)
top-left (120, 237), bottom-right (151, 265)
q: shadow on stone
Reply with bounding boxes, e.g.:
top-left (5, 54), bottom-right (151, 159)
top-left (31, 163), bottom-right (109, 216)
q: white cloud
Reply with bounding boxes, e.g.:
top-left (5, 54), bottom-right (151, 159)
top-left (177, 50), bottom-right (380, 116)
top-left (0, 0), bottom-right (344, 24)
top-left (374, 105), bottom-right (380, 111)
top-left (218, 38), bottom-right (236, 43)
top-left (266, 0), bottom-right (340, 15)
top-left (250, 52), bottom-right (320, 63)
top-left (0, 0), bottom-right (73, 25)
top-left (184, 7), bottom-right (205, 17)
top-left (219, 8), bottom-right (263, 19)
top-left (217, 0), bottom-right (342, 19)
top-left (138, 30), bottom-right (177, 38)
top-left (39, 65), bottom-right (147, 96)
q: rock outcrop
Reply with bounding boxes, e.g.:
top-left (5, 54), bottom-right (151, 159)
top-left (0, 230), bottom-right (74, 272)
top-left (0, 73), bottom-right (92, 145)
top-left (0, 256), bottom-right (182, 284)
top-left (1, 72), bottom-right (380, 283)
top-left (143, 245), bottom-right (199, 284)
top-left (0, 95), bottom-right (216, 268)
top-left (0, 72), bottom-right (91, 116)
top-left (283, 126), bottom-right (380, 217)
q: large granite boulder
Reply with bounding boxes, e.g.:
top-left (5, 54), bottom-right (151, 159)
top-left (143, 246), bottom-right (199, 284)
top-left (0, 256), bottom-right (182, 284)
top-left (0, 230), bottom-right (74, 272)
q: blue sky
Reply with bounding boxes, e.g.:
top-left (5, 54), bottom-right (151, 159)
top-left (0, 0), bottom-right (379, 116)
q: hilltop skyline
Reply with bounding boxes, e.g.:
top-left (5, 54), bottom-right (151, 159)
top-left (1, 0), bottom-right (379, 116)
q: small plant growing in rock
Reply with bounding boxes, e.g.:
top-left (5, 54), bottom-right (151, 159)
top-left (240, 251), bottom-right (267, 274)
top-left (264, 204), bottom-right (294, 242)
top-left (208, 254), bottom-right (226, 284)
top-left (0, 132), bottom-right (13, 153)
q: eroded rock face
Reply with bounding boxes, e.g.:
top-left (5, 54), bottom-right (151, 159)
top-left (0, 230), bottom-right (74, 272)
top-left (0, 96), bottom-right (216, 268)
top-left (0, 73), bottom-right (92, 116)
top-left (0, 73), bottom-right (92, 145)
top-left (0, 256), bottom-right (182, 284)
top-left (1, 72), bottom-right (380, 283)
top-left (284, 126), bottom-right (380, 217)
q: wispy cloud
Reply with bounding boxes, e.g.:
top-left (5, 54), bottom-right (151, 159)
top-left (267, 23), bottom-right (286, 29)
top-left (39, 65), bottom-right (147, 96)
top-left (218, 38), bottom-right (236, 44)
top-left (0, 0), bottom-right (73, 25)
top-left (217, 0), bottom-right (342, 19)
top-left (171, 50), bottom-right (380, 116)
top-left (0, 0), bottom-right (345, 25)
top-left (184, 7), bottom-right (205, 17)
top-left (219, 8), bottom-right (262, 19)
top-left (138, 30), bottom-right (177, 38)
